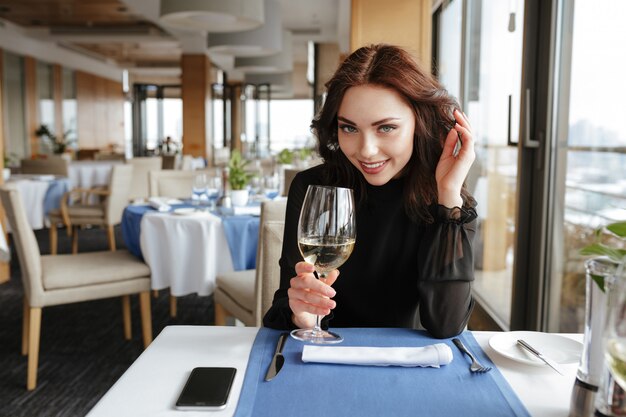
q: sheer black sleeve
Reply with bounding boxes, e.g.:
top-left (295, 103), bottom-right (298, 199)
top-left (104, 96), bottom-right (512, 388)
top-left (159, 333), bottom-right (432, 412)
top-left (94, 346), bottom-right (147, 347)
top-left (417, 204), bottom-right (477, 338)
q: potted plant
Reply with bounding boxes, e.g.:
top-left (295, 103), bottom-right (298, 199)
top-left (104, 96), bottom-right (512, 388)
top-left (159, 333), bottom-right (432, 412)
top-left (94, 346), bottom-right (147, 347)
top-left (571, 221), bottom-right (626, 415)
top-left (228, 150), bottom-right (252, 207)
top-left (35, 124), bottom-right (75, 156)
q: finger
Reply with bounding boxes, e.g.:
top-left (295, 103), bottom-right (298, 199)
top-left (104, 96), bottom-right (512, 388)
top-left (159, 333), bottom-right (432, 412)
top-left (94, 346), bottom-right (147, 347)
top-left (289, 299), bottom-right (331, 317)
top-left (442, 127), bottom-right (461, 157)
top-left (295, 261), bottom-right (315, 275)
top-left (454, 124), bottom-right (476, 161)
top-left (321, 269), bottom-right (340, 287)
top-left (290, 275), bottom-right (337, 298)
top-left (288, 287), bottom-right (336, 310)
top-left (454, 109), bottom-right (472, 130)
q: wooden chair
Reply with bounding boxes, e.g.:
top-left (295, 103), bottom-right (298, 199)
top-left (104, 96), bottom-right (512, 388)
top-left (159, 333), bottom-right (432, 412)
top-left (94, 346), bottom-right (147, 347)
top-left (0, 185), bottom-right (152, 390)
top-left (48, 164), bottom-right (133, 254)
top-left (20, 158), bottom-right (69, 176)
top-left (214, 199), bottom-right (287, 326)
top-left (127, 157), bottom-right (162, 201)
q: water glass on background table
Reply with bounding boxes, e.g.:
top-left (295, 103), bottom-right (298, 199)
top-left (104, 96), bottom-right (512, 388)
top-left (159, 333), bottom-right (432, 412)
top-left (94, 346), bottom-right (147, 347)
top-left (206, 175), bottom-right (222, 210)
top-left (263, 174), bottom-right (280, 200)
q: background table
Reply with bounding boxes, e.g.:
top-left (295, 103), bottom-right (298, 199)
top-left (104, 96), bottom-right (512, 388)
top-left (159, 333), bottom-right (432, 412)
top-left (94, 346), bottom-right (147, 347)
top-left (68, 160), bottom-right (121, 189)
top-left (87, 326), bottom-right (582, 417)
top-left (121, 205), bottom-right (259, 296)
top-left (7, 175), bottom-right (72, 229)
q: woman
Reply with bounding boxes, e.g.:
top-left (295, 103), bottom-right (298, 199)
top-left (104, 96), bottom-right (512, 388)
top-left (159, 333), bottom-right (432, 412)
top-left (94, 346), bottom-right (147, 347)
top-left (263, 44), bottom-right (477, 338)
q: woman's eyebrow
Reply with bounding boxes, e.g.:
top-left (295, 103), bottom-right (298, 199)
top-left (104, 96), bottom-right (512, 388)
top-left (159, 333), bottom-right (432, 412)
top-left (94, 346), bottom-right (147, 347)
top-left (337, 116), bottom-right (401, 126)
top-left (337, 116), bottom-right (356, 125)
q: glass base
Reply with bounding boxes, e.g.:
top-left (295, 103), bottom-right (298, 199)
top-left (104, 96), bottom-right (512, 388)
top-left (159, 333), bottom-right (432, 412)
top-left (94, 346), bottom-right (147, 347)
top-left (290, 328), bottom-right (343, 344)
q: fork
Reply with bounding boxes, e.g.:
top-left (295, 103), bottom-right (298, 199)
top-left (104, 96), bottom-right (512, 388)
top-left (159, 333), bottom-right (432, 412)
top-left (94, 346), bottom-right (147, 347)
top-left (452, 338), bottom-right (492, 373)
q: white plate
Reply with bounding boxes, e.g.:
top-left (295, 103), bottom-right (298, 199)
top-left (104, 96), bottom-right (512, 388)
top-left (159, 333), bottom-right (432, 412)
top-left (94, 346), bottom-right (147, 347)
top-left (171, 208), bottom-right (198, 216)
top-left (489, 331), bottom-right (582, 366)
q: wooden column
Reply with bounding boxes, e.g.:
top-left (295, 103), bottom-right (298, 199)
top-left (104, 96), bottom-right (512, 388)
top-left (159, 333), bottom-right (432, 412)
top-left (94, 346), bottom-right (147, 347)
top-left (350, 0), bottom-right (431, 65)
top-left (181, 54), bottom-right (213, 161)
top-left (0, 49), bottom-right (9, 283)
top-left (24, 57), bottom-right (38, 157)
top-left (229, 82), bottom-right (243, 153)
top-left (53, 64), bottom-right (63, 139)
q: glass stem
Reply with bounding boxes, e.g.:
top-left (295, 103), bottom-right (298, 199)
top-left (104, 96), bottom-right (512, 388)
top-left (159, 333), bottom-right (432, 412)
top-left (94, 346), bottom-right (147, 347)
top-left (312, 272), bottom-right (326, 335)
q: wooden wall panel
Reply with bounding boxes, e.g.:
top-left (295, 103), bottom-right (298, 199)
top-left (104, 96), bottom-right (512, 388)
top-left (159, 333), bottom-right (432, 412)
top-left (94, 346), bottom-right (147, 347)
top-left (53, 64), bottom-right (63, 139)
top-left (350, 0), bottom-right (431, 66)
top-left (76, 71), bottom-right (124, 149)
top-left (24, 56), bottom-right (38, 156)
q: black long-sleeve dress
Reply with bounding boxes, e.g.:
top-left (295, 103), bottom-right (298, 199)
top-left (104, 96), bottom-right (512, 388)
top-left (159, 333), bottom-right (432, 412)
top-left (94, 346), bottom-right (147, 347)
top-left (262, 164), bottom-right (477, 338)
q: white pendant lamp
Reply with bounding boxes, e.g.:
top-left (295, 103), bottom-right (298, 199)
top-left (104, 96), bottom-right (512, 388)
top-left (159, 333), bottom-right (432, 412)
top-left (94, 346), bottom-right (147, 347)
top-left (207, 0), bottom-right (282, 57)
top-left (159, 0), bottom-right (264, 32)
top-left (234, 31), bottom-right (293, 73)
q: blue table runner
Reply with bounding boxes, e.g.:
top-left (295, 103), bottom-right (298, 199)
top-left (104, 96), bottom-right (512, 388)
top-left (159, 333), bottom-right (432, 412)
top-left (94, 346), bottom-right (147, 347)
top-left (234, 328), bottom-right (530, 417)
top-left (120, 204), bottom-right (259, 270)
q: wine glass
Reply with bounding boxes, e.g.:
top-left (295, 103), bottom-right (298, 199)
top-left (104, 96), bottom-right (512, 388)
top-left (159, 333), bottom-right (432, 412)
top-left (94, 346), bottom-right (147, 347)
top-left (191, 173), bottom-right (208, 208)
top-left (263, 174), bottom-right (280, 200)
top-left (206, 175), bottom-right (222, 211)
top-left (291, 185), bottom-right (356, 344)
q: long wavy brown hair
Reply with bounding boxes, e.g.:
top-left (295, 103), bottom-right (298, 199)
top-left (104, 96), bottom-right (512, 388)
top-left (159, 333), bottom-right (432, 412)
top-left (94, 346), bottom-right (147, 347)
top-left (312, 44), bottom-right (472, 223)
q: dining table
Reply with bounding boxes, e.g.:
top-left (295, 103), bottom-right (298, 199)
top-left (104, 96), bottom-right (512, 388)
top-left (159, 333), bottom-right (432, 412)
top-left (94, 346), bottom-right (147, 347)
top-left (121, 204), bottom-right (260, 296)
top-left (86, 326), bottom-right (582, 417)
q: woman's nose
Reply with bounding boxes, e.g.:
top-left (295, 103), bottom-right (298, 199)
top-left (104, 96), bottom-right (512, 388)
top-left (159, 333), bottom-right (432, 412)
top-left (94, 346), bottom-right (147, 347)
top-left (359, 133), bottom-right (378, 158)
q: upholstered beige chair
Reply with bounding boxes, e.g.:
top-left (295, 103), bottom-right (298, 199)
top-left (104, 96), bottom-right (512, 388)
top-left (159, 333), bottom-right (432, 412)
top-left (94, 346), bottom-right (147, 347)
top-left (48, 164), bottom-right (133, 254)
top-left (20, 157), bottom-right (69, 176)
top-left (214, 199), bottom-right (287, 326)
top-left (0, 185), bottom-right (152, 390)
top-left (148, 170), bottom-right (198, 199)
top-left (127, 157), bottom-right (162, 201)
top-left (282, 168), bottom-right (300, 197)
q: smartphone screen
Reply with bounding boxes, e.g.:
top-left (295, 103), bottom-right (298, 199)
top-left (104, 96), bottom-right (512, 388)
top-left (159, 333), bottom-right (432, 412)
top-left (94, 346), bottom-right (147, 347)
top-left (175, 367), bottom-right (237, 411)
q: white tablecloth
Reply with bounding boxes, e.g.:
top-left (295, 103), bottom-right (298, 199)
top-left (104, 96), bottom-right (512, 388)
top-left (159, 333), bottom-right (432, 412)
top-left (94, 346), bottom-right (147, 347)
top-left (139, 212), bottom-right (234, 296)
top-left (8, 178), bottom-right (51, 230)
top-left (68, 160), bottom-right (121, 189)
top-left (87, 327), bottom-right (582, 417)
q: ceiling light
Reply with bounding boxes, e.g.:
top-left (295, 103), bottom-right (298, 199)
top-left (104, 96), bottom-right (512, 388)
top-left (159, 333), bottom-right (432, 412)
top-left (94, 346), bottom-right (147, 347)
top-left (234, 31), bottom-right (293, 74)
top-left (207, 0), bottom-right (281, 58)
top-left (159, 0), bottom-right (264, 33)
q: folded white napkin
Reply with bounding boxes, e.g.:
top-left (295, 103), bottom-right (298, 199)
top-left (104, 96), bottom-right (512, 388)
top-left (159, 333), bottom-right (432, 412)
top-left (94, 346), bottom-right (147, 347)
top-left (148, 197), bottom-right (171, 212)
top-left (302, 343), bottom-right (453, 368)
top-left (233, 205), bottom-right (261, 216)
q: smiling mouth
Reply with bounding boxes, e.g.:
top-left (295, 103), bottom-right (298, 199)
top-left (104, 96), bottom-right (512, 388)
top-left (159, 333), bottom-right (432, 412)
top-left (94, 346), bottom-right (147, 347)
top-left (359, 160), bottom-right (388, 173)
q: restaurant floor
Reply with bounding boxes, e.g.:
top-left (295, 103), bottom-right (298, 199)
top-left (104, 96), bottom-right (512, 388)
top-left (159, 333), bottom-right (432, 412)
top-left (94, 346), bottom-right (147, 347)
top-left (0, 226), bottom-right (216, 417)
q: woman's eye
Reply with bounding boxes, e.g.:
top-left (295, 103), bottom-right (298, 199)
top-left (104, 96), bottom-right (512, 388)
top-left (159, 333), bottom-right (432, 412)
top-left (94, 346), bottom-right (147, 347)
top-left (339, 124), bottom-right (357, 134)
top-left (379, 125), bottom-right (396, 133)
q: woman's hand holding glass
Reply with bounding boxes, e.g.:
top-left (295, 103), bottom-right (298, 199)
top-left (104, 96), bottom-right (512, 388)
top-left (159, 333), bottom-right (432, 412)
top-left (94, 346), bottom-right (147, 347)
top-left (288, 262), bottom-right (339, 329)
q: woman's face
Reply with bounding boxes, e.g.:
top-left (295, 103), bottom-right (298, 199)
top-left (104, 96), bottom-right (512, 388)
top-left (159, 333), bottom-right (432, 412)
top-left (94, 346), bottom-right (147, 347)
top-left (337, 84), bottom-right (415, 186)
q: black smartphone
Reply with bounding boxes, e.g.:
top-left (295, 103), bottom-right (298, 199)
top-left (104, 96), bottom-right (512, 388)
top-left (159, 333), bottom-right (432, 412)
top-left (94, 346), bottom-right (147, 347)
top-left (175, 367), bottom-right (237, 411)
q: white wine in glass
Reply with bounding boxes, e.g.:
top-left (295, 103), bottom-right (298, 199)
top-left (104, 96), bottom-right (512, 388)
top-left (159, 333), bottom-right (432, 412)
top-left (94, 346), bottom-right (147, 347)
top-left (291, 185), bottom-right (356, 344)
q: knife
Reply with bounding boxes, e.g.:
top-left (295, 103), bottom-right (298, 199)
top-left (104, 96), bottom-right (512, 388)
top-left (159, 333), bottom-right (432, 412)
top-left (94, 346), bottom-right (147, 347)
top-left (265, 332), bottom-right (289, 381)
top-left (517, 339), bottom-right (564, 375)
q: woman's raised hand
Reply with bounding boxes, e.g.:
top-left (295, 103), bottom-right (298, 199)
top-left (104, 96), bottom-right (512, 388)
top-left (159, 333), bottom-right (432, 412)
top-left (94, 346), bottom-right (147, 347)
top-left (288, 262), bottom-right (339, 329)
top-left (435, 109), bottom-right (475, 208)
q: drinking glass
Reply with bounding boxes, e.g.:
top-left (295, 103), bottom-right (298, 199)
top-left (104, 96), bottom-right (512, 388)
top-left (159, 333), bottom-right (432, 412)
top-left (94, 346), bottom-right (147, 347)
top-left (206, 175), bottom-right (222, 211)
top-left (263, 174), bottom-right (280, 200)
top-left (191, 173), bottom-right (208, 207)
top-left (291, 185), bottom-right (356, 344)
top-left (603, 261), bottom-right (626, 390)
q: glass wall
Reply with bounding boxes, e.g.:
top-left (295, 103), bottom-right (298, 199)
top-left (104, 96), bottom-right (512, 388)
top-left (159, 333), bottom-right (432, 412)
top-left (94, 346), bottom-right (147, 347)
top-left (269, 99), bottom-right (314, 153)
top-left (36, 61), bottom-right (54, 154)
top-left (2, 51), bottom-right (27, 161)
top-left (62, 67), bottom-right (77, 146)
top-left (549, 0), bottom-right (626, 332)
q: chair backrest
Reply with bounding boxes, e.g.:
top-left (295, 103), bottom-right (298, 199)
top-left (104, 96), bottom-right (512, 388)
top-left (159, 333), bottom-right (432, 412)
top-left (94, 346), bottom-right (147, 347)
top-left (148, 170), bottom-right (197, 199)
top-left (105, 164), bottom-right (134, 224)
top-left (282, 168), bottom-right (300, 196)
top-left (20, 158), bottom-right (69, 176)
top-left (0, 185), bottom-right (43, 305)
top-left (161, 154), bottom-right (178, 170)
top-left (253, 199), bottom-right (287, 325)
top-left (95, 152), bottom-right (126, 162)
top-left (128, 157), bottom-right (162, 200)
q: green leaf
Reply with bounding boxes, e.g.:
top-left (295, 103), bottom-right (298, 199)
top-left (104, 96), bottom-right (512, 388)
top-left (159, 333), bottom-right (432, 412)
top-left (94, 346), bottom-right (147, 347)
top-left (607, 222), bottom-right (626, 239)
top-left (580, 243), bottom-right (626, 263)
top-left (590, 273), bottom-right (606, 292)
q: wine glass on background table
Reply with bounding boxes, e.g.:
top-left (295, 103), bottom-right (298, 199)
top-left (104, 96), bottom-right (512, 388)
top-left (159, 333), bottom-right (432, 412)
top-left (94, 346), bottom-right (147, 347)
top-left (263, 174), bottom-right (280, 200)
top-left (291, 185), bottom-right (356, 344)
top-left (206, 175), bottom-right (222, 211)
top-left (191, 173), bottom-right (208, 208)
